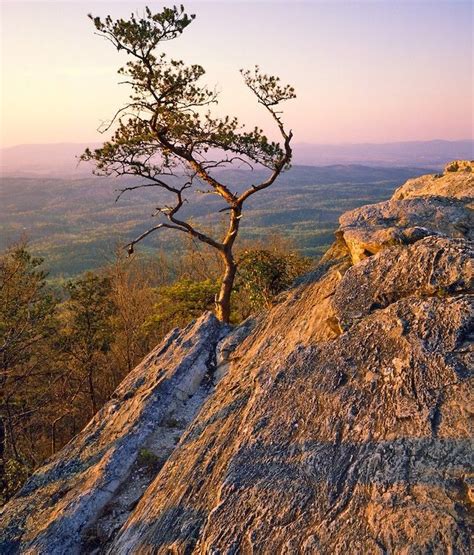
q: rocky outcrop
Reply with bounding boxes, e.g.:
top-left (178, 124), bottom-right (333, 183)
top-left (1, 163), bottom-right (473, 554)
top-left (392, 160), bottom-right (474, 200)
top-left (339, 197), bottom-right (472, 264)
top-left (338, 160), bottom-right (473, 264)
top-left (114, 295), bottom-right (472, 555)
top-left (0, 314), bottom-right (230, 553)
top-left (333, 236), bottom-right (473, 329)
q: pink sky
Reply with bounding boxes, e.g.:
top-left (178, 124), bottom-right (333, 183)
top-left (1, 1), bottom-right (472, 148)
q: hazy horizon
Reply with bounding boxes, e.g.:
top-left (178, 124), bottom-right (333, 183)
top-left (2, 138), bottom-right (474, 149)
top-left (2, 139), bottom-right (472, 176)
top-left (1, 1), bottom-right (472, 149)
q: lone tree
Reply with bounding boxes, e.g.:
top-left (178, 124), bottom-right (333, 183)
top-left (82, 5), bottom-right (295, 323)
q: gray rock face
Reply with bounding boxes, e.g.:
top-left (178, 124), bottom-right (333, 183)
top-left (0, 313), bottom-right (228, 554)
top-left (333, 236), bottom-right (473, 329)
top-left (1, 163), bottom-right (473, 554)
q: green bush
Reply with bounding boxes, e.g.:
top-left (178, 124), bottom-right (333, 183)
top-left (145, 278), bottom-right (219, 332)
top-left (1, 459), bottom-right (31, 504)
top-left (237, 249), bottom-right (312, 310)
top-left (137, 448), bottom-right (161, 473)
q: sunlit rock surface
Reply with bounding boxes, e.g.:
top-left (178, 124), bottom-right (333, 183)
top-left (1, 163), bottom-right (473, 554)
top-left (333, 236), bottom-right (473, 329)
top-left (338, 161), bottom-right (473, 264)
top-left (392, 159), bottom-right (474, 200)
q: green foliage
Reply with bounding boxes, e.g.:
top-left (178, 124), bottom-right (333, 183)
top-left (1, 459), bottom-right (30, 505)
top-left (237, 249), bottom-right (312, 309)
top-left (89, 5), bottom-right (195, 52)
top-left (63, 273), bottom-right (116, 355)
top-left (60, 273), bottom-right (117, 414)
top-left (82, 6), bottom-right (294, 174)
top-left (0, 246), bottom-right (57, 371)
top-left (0, 244), bottom-right (58, 503)
top-left (146, 278), bottom-right (218, 331)
top-left (137, 448), bottom-right (161, 473)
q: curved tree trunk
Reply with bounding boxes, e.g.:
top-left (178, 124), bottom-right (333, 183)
top-left (215, 205), bottom-right (242, 323)
top-left (215, 250), bottom-right (237, 324)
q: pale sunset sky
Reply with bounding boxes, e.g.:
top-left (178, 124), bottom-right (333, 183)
top-left (1, 0), bottom-right (472, 148)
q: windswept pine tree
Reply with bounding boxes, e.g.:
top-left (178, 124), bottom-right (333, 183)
top-left (82, 5), bottom-right (295, 322)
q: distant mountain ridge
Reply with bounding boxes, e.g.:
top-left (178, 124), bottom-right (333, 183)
top-left (293, 139), bottom-right (473, 167)
top-left (1, 140), bottom-right (472, 176)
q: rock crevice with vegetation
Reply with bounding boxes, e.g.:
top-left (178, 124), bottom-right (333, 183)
top-left (1, 163), bottom-right (473, 553)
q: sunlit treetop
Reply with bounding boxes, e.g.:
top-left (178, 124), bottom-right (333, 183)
top-left (83, 5), bottom-right (295, 176)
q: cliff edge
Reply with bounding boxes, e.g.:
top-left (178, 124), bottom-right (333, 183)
top-left (1, 161), bottom-right (473, 554)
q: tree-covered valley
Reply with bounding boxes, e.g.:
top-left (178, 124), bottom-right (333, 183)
top-left (1, 164), bottom-right (432, 277)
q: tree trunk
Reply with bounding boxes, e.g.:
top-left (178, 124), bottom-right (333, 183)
top-left (215, 250), bottom-right (237, 324)
top-left (0, 415), bottom-right (8, 502)
top-left (87, 366), bottom-right (98, 416)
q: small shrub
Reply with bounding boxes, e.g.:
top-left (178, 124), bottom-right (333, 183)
top-left (237, 249), bottom-right (312, 310)
top-left (137, 448), bottom-right (161, 473)
top-left (1, 459), bottom-right (31, 504)
top-left (145, 279), bottom-right (218, 332)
